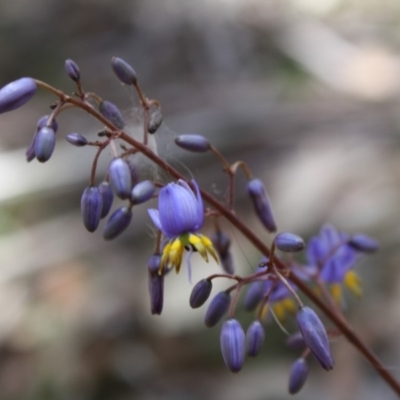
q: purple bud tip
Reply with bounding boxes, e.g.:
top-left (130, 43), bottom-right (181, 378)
top-left (148, 255), bottom-right (164, 315)
top-left (111, 57), bottom-right (137, 85)
top-left (288, 358), bottom-right (309, 394)
top-left (204, 291), bottom-right (231, 327)
top-left (130, 180), bottom-right (156, 205)
top-left (66, 133), bottom-right (88, 147)
top-left (211, 231), bottom-right (231, 258)
top-left (348, 234), bottom-right (379, 253)
top-left (109, 158), bottom-right (132, 199)
top-left (34, 127), bottom-right (56, 163)
top-left (286, 331), bottom-right (306, 350)
top-left (247, 178), bottom-right (277, 233)
top-left (81, 186), bottom-right (103, 232)
top-left (147, 254), bottom-right (161, 274)
top-left (99, 100), bottom-right (125, 129)
top-left (190, 279), bottom-right (213, 308)
top-left (220, 251), bottom-right (235, 275)
top-left (296, 307), bottom-right (334, 370)
top-left (274, 232), bottom-right (305, 253)
top-left (220, 319), bottom-right (246, 373)
top-left (37, 115), bottom-right (58, 132)
top-left (0, 77), bottom-right (37, 114)
top-left (175, 134), bottom-right (211, 153)
top-left (65, 59), bottom-right (81, 82)
top-left (148, 109), bottom-right (163, 134)
top-left (103, 206), bottom-right (132, 240)
top-left (98, 181), bottom-right (114, 219)
top-left (243, 281), bottom-right (265, 311)
top-left (246, 320), bottom-right (265, 357)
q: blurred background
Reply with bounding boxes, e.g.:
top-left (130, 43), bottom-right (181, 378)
top-left (0, 0), bottom-right (400, 399)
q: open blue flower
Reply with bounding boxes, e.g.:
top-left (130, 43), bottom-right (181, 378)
top-left (148, 179), bottom-right (218, 277)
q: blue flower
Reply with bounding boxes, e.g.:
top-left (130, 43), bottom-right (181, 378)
top-left (148, 179), bottom-right (218, 276)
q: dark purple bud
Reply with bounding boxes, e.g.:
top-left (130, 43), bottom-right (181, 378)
top-left (220, 319), bottom-right (246, 373)
top-left (247, 178), bottom-right (277, 233)
top-left (147, 255), bottom-right (163, 315)
top-left (211, 231), bottom-right (231, 258)
top-left (99, 100), bottom-right (125, 129)
top-left (0, 77), bottom-right (37, 114)
top-left (125, 156), bottom-right (140, 187)
top-left (220, 251), bottom-right (235, 274)
top-left (25, 132), bottom-right (37, 162)
top-left (34, 127), bottom-right (56, 163)
top-left (81, 186), bottom-right (103, 232)
top-left (109, 158), bottom-right (132, 199)
top-left (243, 281), bottom-right (265, 311)
top-left (296, 307), bottom-right (334, 370)
top-left (246, 320), bottom-right (265, 357)
top-left (204, 291), bottom-right (231, 327)
top-left (288, 358), bottom-right (309, 394)
top-left (130, 180), bottom-right (155, 204)
top-left (190, 279), bottom-right (213, 308)
top-left (65, 59), bottom-right (80, 82)
top-left (348, 234), bottom-right (379, 253)
top-left (111, 57), bottom-right (137, 85)
top-left (274, 232), bottom-right (305, 253)
top-left (37, 115), bottom-right (58, 132)
top-left (286, 331), bottom-right (306, 350)
top-left (175, 134), bottom-right (211, 153)
top-left (98, 181), bottom-right (114, 218)
top-left (66, 133), bottom-right (88, 147)
top-left (148, 109), bottom-right (163, 134)
top-left (103, 206), bottom-right (132, 240)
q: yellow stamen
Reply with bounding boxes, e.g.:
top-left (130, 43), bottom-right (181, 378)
top-left (330, 284), bottom-right (342, 304)
top-left (344, 270), bottom-right (362, 297)
top-left (282, 298), bottom-right (297, 314)
top-left (273, 302), bottom-right (286, 322)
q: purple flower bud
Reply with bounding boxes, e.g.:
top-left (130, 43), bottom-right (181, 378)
top-left (348, 234), bottom-right (379, 253)
top-left (296, 307), bottom-right (334, 370)
top-left (99, 100), bottom-right (125, 129)
top-left (175, 134), bottom-right (211, 153)
top-left (111, 57), bottom-right (137, 85)
top-left (204, 291), bottom-right (231, 327)
top-left (125, 156), bottom-right (140, 188)
top-left (148, 109), bottom-right (163, 134)
top-left (190, 279), bottom-right (213, 308)
top-left (274, 232), bottom-right (305, 253)
top-left (109, 158), bottom-right (132, 199)
top-left (247, 178), bottom-right (277, 233)
top-left (81, 186), bottom-right (103, 232)
top-left (243, 281), bottom-right (265, 311)
top-left (147, 255), bottom-right (163, 315)
top-left (103, 206), bottom-right (132, 240)
top-left (0, 77), bottom-right (37, 114)
top-left (288, 358), bottom-right (309, 394)
top-left (37, 115), bottom-right (58, 132)
top-left (98, 181), bottom-right (114, 219)
top-left (130, 180), bottom-right (155, 204)
top-left (220, 319), bottom-right (246, 373)
top-left (246, 320), bottom-right (265, 357)
top-left (220, 251), bottom-right (235, 274)
top-left (286, 331), bottom-right (306, 350)
top-left (66, 133), bottom-right (88, 147)
top-left (65, 59), bottom-right (80, 82)
top-left (34, 126), bottom-right (56, 163)
top-left (25, 132), bottom-right (37, 162)
top-left (211, 231), bottom-right (231, 258)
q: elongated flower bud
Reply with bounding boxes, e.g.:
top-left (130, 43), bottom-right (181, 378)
top-left (99, 100), bottom-right (125, 129)
top-left (274, 232), bottom-right (305, 253)
top-left (286, 331), bottom-right (306, 350)
top-left (66, 133), bottom-right (88, 147)
top-left (0, 77), bottom-right (37, 114)
top-left (103, 207), bottom-right (132, 240)
top-left (147, 255), bottom-right (163, 315)
top-left (220, 251), bottom-right (235, 274)
top-left (35, 126), bottom-right (56, 163)
top-left (204, 291), bottom-right (231, 327)
top-left (288, 358), bottom-right (309, 394)
top-left (81, 186), bottom-right (103, 232)
top-left (111, 57), bottom-right (137, 85)
top-left (190, 279), bottom-right (212, 308)
top-left (243, 281), bottom-right (265, 311)
top-left (130, 180), bottom-right (155, 204)
top-left (125, 156), bottom-right (140, 188)
top-left (211, 231), bottom-right (231, 258)
top-left (348, 234), bottom-right (379, 253)
top-left (65, 59), bottom-right (80, 82)
top-left (246, 320), bottom-right (265, 357)
top-left (148, 109), bottom-right (163, 134)
top-left (247, 178), bottom-right (277, 233)
top-left (25, 132), bottom-right (37, 162)
top-left (98, 181), bottom-right (114, 219)
top-left (296, 307), bottom-right (334, 370)
top-left (109, 158), bottom-right (132, 199)
top-left (220, 319), bottom-right (246, 373)
top-left (175, 134), bottom-right (211, 153)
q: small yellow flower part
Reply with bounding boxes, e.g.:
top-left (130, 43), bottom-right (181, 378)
top-left (344, 270), bottom-right (362, 297)
top-left (273, 301), bottom-right (286, 322)
top-left (282, 298), bottom-right (297, 314)
top-left (260, 303), bottom-right (269, 320)
top-left (330, 284), bottom-right (342, 304)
